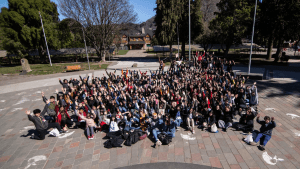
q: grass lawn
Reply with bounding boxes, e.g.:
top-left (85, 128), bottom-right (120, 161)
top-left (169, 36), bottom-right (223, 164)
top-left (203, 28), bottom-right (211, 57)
top-left (0, 62), bottom-right (110, 75)
top-left (118, 50), bottom-right (129, 55)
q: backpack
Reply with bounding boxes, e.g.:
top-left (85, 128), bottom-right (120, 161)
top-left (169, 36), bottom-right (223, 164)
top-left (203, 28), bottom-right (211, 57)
top-left (158, 133), bottom-right (172, 145)
top-left (104, 136), bottom-right (124, 148)
top-left (124, 131), bottom-right (133, 146)
top-left (132, 130), bottom-right (140, 144)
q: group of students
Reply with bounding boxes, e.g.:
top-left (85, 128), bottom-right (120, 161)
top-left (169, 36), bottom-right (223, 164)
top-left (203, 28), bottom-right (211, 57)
top-left (26, 51), bottom-right (275, 150)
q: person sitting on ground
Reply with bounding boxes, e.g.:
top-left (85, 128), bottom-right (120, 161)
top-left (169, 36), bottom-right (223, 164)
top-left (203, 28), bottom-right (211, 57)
top-left (59, 78), bottom-right (70, 92)
top-left (236, 108), bottom-right (256, 133)
top-left (56, 105), bottom-right (74, 131)
top-left (109, 115), bottom-right (120, 132)
top-left (76, 107), bottom-right (87, 128)
top-left (41, 92), bottom-right (57, 122)
top-left (151, 113), bottom-right (164, 146)
top-left (187, 108), bottom-right (196, 134)
top-left (77, 110), bottom-right (96, 140)
top-left (218, 106), bottom-right (233, 132)
top-left (202, 110), bottom-right (216, 132)
top-left (249, 82), bottom-right (258, 107)
top-left (26, 104), bottom-right (65, 140)
top-left (251, 114), bottom-right (276, 151)
top-left (162, 115), bottom-right (176, 138)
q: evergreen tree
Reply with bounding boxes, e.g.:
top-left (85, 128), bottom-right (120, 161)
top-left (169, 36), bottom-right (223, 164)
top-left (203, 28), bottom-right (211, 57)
top-left (178, 0), bottom-right (203, 59)
top-left (154, 0), bottom-right (181, 60)
top-left (0, 0), bottom-right (73, 62)
top-left (256, 0), bottom-right (300, 60)
top-left (209, 0), bottom-right (252, 56)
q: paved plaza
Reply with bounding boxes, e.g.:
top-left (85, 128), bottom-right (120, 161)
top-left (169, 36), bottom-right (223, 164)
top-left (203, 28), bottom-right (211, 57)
top-left (0, 61), bottom-right (300, 169)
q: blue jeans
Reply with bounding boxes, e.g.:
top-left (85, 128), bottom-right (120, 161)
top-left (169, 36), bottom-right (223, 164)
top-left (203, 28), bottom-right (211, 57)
top-left (86, 126), bottom-right (95, 136)
top-left (152, 129), bottom-right (161, 142)
top-left (175, 119), bottom-right (183, 128)
top-left (254, 133), bottom-right (271, 146)
top-left (167, 131), bottom-right (175, 138)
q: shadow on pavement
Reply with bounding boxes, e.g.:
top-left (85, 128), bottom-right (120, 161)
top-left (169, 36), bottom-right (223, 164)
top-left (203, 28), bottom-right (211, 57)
top-left (115, 162), bottom-right (218, 169)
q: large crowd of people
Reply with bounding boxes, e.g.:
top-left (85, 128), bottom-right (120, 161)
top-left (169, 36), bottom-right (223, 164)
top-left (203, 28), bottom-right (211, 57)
top-left (26, 51), bottom-right (275, 150)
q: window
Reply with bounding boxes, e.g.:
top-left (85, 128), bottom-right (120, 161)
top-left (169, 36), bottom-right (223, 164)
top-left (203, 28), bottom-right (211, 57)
top-left (122, 38), bottom-right (127, 41)
top-left (135, 38), bottom-right (139, 41)
top-left (146, 37), bottom-right (150, 41)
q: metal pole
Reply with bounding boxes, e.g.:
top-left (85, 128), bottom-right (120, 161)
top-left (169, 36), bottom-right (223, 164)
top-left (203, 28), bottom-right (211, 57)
top-left (248, 0), bottom-right (258, 74)
top-left (81, 26), bottom-right (90, 70)
top-left (189, 0), bottom-right (191, 65)
top-left (177, 22), bottom-right (180, 57)
top-left (39, 11), bottom-right (52, 66)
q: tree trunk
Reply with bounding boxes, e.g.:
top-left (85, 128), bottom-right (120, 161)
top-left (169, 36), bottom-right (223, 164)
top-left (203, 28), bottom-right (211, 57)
top-left (275, 39), bottom-right (284, 62)
top-left (224, 44), bottom-right (231, 57)
top-left (102, 50), bottom-right (106, 62)
top-left (202, 43), bottom-right (208, 53)
top-left (267, 35), bottom-right (274, 60)
top-left (181, 41), bottom-right (186, 61)
top-left (38, 46), bottom-right (47, 63)
top-left (169, 44), bottom-right (172, 61)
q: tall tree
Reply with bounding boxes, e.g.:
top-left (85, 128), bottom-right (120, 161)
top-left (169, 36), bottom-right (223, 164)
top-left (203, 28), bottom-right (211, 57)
top-left (209, 0), bottom-right (252, 56)
top-left (177, 0), bottom-right (203, 59)
top-left (58, 0), bottom-right (137, 62)
top-left (0, 0), bottom-right (72, 62)
top-left (256, 0), bottom-right (300, 60)
top-left (154, 0), bottom-right (180, 60)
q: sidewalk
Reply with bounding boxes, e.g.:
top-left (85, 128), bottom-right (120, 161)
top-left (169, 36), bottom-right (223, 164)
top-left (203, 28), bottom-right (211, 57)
top-left (0, 61), bottom-right (163, 94)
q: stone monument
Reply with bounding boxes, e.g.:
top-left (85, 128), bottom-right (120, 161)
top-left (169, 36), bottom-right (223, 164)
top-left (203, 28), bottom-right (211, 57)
top-left (20, 58), bottom-right (32, 73)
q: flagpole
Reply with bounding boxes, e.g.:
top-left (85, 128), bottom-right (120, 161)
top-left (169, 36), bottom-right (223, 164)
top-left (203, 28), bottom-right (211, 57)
top-left (189, 0), bottom-right (191, 66)
top-left (248, 0), bottom-right (258, 74)
top-left (177, 22), bottom-right (180, 57)
top-left (39, 11), bottom-right (52, 66)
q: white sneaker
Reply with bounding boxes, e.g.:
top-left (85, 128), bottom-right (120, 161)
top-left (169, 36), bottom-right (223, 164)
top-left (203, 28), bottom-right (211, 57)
top-left (192, 130), bottom-right (195, 134)
top-left (31, 133), bottom-right (35, 139)
top-left (156, 140), bottom-right (162, 146)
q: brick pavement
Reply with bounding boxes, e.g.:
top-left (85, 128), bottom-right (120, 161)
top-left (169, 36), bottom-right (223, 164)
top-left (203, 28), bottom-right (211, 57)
top-left (0, 78), bottom-right (300, 169)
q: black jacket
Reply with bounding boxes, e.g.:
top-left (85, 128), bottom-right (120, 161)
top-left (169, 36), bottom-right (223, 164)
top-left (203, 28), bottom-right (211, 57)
top-left (257, 118), bottom-right (276, 136)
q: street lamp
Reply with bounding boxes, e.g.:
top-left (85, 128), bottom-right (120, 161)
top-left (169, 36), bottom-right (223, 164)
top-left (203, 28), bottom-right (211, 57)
top-left (79, 22), bottom-right (90, 70)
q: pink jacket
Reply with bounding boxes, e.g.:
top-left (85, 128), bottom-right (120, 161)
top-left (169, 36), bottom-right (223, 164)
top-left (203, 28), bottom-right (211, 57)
top-left (78, 112), bottom-right (96, 128)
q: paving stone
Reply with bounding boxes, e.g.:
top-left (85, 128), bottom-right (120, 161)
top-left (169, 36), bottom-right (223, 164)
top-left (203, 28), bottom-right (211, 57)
top-left (209, 157), bottom-right (222, 168)
top-left (224, 153), bottom-right (238, 165)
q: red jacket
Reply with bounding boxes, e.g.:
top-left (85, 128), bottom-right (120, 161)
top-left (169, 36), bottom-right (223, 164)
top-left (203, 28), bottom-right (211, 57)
top-left (78, 111), bottom-right (87, 122)
top-left (55, 104), bottom-right (71, 125)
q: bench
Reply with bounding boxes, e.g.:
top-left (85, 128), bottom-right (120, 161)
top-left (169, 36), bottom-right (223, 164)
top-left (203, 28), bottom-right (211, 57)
top-left (66, 65), bottom-right (81, 72)
top-left (237, 72), bottom-right (263, 80)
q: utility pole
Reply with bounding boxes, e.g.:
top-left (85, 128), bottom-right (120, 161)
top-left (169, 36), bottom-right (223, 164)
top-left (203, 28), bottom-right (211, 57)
top-left (39, 11), bottom-right (52, 66)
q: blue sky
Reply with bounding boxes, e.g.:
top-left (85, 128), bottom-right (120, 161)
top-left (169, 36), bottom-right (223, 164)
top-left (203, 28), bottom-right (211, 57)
top-left (0, 0), bottom-right (156, 23)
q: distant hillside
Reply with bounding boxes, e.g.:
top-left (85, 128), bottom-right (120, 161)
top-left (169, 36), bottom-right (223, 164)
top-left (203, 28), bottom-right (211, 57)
top-left (140, 16), bottom-right (156, 31)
